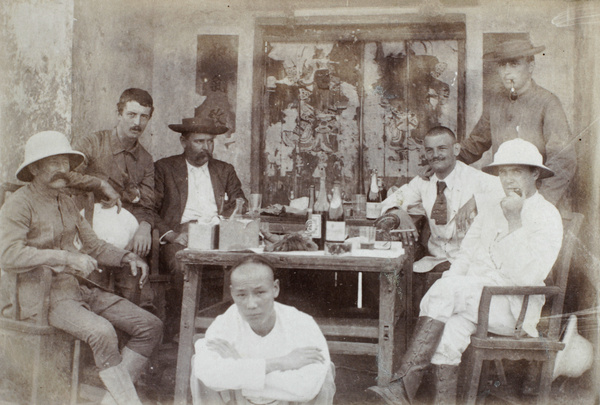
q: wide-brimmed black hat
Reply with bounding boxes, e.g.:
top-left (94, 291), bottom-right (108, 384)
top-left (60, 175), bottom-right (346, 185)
top-left (168, 117), bottom-right (228, 135)
top-left (483, 39), bottom-right (545, 62)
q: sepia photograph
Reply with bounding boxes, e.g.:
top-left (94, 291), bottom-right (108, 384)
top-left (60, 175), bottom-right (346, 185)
top-left (0, 0), bottom-right (598, 404)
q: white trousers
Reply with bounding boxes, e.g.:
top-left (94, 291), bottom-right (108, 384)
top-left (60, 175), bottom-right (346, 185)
top-left (420, 275), bottom-right (517, 365)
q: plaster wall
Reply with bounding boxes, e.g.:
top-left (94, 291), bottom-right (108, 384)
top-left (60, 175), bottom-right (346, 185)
top-left (0, 0), bottom-right (74, 183)
top-left (149, 2), bottom-right (256, 193)
top-left (147, 0), bottom-right (577, 195)
top-left (71, 0), bottom-right (155, 152)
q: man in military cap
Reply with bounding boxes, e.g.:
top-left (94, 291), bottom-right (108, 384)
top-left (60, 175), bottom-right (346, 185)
top-left (459, 38), bottom-right (576, 211)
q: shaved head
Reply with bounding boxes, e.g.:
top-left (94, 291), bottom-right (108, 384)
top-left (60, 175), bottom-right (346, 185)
top-left (230, 255), bottom-right (275, 283)
top-left (229, 255), bottom-right (279, 336)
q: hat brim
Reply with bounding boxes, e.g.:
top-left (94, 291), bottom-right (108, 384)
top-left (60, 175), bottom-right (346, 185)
top-left (168, 124), bottom-right (228, 135)
top-left (482, 162), bottom-right (554, 179)
top-left (16, 152), bottom-right (85, 182)
top-left (483, 45), bottom-right (545, 62)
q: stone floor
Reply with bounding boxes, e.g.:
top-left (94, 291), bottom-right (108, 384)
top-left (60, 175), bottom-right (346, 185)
top-left (0, 333), bottom-right (595, 405)
top-left (131, 343), bottom-right (596, 405)
top-left (0, 271), bottom-right (596, 404)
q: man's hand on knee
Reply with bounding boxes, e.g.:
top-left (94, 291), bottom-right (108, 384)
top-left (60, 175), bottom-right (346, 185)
top-left (121, 252), bottom-right (149, 288)
top-left (126, 221), bottom-right (152, 257)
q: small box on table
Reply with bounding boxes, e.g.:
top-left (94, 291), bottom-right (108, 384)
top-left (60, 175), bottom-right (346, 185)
top-left (219, 217), bottom-right (260, 250)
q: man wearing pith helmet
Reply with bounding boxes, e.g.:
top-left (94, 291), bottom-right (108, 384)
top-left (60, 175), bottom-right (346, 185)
top-left (459, 37), bottom-right (576, 211)
top-left (368, 138), bottom-right (563, 405)
top-left (0, 131), bottom-right (163, 405)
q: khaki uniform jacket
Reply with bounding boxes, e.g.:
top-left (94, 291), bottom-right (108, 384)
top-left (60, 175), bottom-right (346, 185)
top-left (0, 184), bottom-right (127, 320)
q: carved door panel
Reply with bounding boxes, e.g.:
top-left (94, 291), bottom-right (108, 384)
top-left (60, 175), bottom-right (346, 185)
top-left (363, 40), bottom-right (461, 190)
top-left (262, 41), bottom-right (362, 206)
top-left (255, 20), bottom-right (465, 206)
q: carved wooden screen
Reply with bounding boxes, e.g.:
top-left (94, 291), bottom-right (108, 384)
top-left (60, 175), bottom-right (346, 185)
top-left (251, 17), bottom-right (466, 206)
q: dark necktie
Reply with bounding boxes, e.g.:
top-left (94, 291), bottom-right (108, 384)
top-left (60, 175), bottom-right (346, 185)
top-left (431, 181), bottom-right (447, 225)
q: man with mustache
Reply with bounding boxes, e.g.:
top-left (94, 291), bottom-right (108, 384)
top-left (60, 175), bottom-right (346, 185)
top-left (368, 138), bottom-right (563, 405)
top-left (375, 127), bottom-right (503, 311)
top-left (68, 88), bottom-right (156, 308)
top-left (459, 38), bottom-right (576, 211)
top-left (0, 131), bottom-right (163, 405)
top-left (154, 116), bottom-right (246, 341)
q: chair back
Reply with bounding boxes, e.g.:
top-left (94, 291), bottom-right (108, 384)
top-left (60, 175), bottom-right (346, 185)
top-left (544, 212), bottom-right (584, 339)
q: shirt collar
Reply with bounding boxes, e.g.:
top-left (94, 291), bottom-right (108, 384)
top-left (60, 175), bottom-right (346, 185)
top-left (430, 161), bottom-right (460, 190)
top-left (30, 181), bottom-right (62, 200)
top-left (110, 128), bottom-right (140, 159)
top-left (185, 159), bottom-right (209, 174)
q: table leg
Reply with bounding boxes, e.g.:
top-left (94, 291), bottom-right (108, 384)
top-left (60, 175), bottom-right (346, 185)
top-left (377, 270), bottom-right (397, 386)
top-left (174, 264), bottom-right (201, 405)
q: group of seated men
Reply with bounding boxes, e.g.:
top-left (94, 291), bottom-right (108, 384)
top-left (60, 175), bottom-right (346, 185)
top-left (0, 37), bottom-right (574, 405)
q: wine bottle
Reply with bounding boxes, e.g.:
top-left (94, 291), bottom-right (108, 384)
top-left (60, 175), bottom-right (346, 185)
top-left (366, 170), bottom-right (382, 219)
top-left (306, 185), bottom-right (323, 249)
top-left (313, 177), bottom-right (329, 249)
top-left (377, 176), bottom-right (387, 200)
top-left (326, 181), bottom-right (346, 242)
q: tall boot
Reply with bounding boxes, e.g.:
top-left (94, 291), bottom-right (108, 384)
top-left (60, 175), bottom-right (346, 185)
top-left (99, 363), bottom-right (143, 405)
top-left (433, 364), bottom-right (458, 405)
top-left (367, 316), bottom-right (445, 405)
top-left (120, 347), bottom-right (149, 384)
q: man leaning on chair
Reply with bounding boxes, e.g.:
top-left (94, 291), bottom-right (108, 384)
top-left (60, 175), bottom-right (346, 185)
top-left (0, 131), bottom-right (163, 405)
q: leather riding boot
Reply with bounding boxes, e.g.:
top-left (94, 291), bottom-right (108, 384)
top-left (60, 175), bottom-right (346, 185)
top-left (433, 364), bottom-right (458, 405)
top-left (121, 347), bottom-right (149, 384)
top-left (99, 363), bottom-right (143, 405)
top-left (367, 316), bottom-right (445, 405)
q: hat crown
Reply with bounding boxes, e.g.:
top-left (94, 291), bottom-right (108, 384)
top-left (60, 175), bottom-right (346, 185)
top-left (484, 38), bottom-right (545, 62)
top-left (24, 131), bottom-right (72, 158)
top-left (16, 131), bottom-right (85, 182)
top-left (168, 116), bottom-right (228, 135)
top-left (497, 39), bottom-right (536, 53)
top-left (493, 138), bottom-right (544, 167)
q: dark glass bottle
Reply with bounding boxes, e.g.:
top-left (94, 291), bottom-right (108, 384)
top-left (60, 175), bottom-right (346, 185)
top-left (306, 185), bottom-right (323, 249)
top-left (312, 178), bottom-right (329, 249)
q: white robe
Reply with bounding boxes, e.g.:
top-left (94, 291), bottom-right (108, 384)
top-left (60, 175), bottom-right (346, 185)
top-left (192, 302), bottom-right (331, 404)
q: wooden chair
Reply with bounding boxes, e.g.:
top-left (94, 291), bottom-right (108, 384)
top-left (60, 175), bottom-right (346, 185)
top-left (461, 212), bottom-right (584, 405)
top-left (0, 182), bottom-right (81, 404)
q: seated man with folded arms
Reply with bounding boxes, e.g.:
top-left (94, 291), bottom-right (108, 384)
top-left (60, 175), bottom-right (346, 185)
top-left (0, 131), bottom-right (163, 405)
top-left (375, 126), bottom-right (504, 306)
top-left (367, 138), bottom-right (563, 405)
top-left (191, 255), bottom-right (336, 405)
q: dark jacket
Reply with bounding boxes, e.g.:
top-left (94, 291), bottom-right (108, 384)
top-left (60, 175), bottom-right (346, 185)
top-left (154, 154), bottom-right (246, 237)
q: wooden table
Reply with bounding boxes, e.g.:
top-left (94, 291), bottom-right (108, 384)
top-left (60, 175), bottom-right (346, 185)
top-left (173, 246), bottom-right (413, 405)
